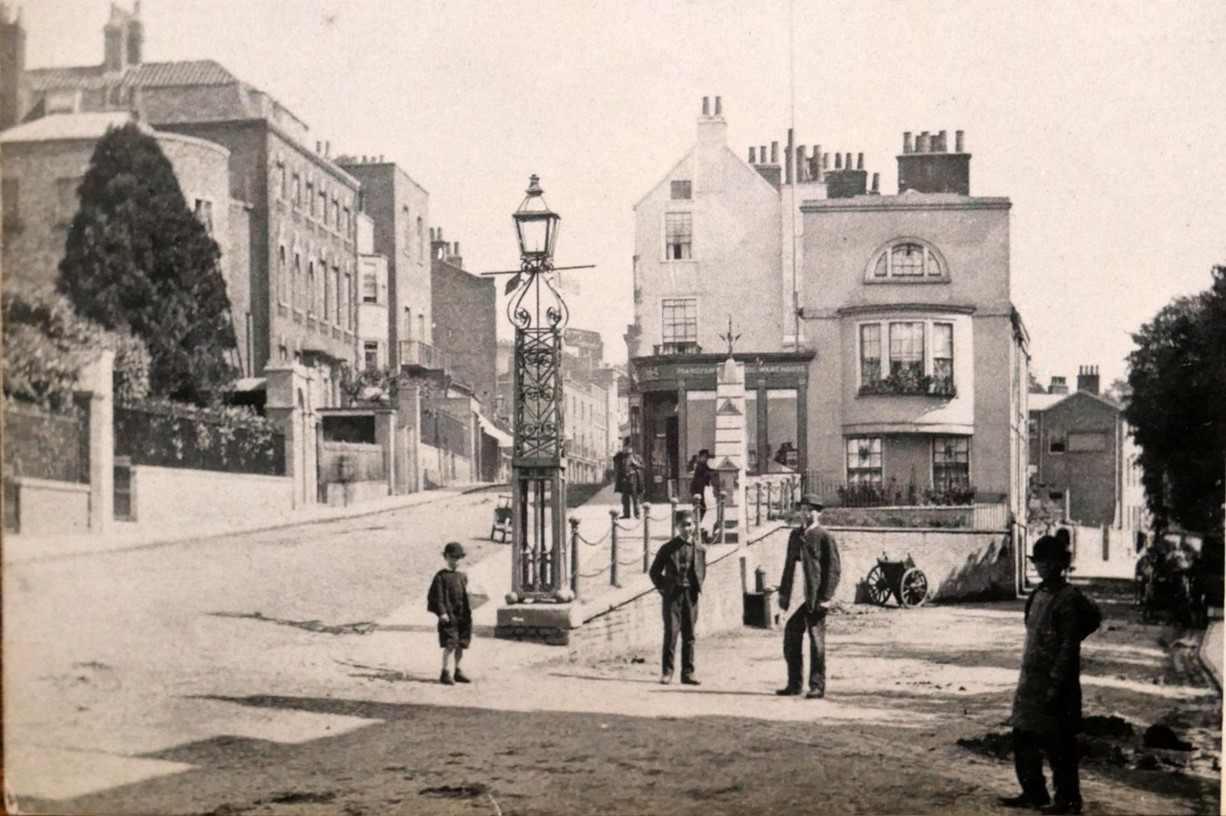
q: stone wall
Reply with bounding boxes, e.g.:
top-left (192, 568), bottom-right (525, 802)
top-left (128, 465), bottom-right (293, 532)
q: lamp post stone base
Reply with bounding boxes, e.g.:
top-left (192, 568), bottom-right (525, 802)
top-left (494, 602), bottom-right (581, 646)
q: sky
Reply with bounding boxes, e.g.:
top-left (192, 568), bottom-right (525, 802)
top-left (19, 0), bottom-right (1226, 388)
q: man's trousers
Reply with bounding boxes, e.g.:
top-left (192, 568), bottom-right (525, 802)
top-left (783, 606), bottom-right (827, 692)
top-left (1012, 727), bottom-right (1081, 808)
top-left (661, 588), bottom-right (699, 679)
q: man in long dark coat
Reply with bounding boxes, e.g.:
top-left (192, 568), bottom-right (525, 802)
top-left (776, 494), bottom-right (841, 698)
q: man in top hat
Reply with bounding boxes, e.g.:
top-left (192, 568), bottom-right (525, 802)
top-left (776, 494), bottom-right (841, 698)
top-left (1000, 534), bottom-right (1101, 814)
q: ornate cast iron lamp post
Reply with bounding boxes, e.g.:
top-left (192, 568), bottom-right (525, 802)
top-left (505, 175), bottom-right (573, 604)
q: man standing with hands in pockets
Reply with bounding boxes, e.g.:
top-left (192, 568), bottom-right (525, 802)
top-left (776, 494), bottom-right (841, 698)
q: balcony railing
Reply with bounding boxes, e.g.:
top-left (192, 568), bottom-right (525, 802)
top-left (399, 340), bottom-right (449, 370)
top-left (858, 370), bottom-right (956, 398)
top-left (653, 341), bottom-right (702, 356)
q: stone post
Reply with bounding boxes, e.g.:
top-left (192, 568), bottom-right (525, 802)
top-left (712, 357), bottom-right (748, 543)
top-left (78, 351), bottom-right (114, 533)
top-left (265, 363), bottom-right (316, 509)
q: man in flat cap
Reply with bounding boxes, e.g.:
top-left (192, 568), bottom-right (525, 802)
top-left (776, 494), bottom-right (841, 698)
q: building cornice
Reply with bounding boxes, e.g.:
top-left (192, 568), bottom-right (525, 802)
top-left (801, 197), bottom-right (1011, 214)
top-left (836, 303), bottom-right (977, 317)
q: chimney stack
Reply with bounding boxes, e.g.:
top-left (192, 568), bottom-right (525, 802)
top-left (1049, 376), bottom-right (1069, 395)
top-left (897, 128), bottom-right (971, 194)
top-left (127, 1), bottom-right (143, 66)
top-left (1077, 365), bottom-right (1100, 395)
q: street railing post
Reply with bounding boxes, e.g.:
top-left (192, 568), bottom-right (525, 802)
top-left (609, 508), bottom-right (619, 588)
top-left (755, 481), bottom-right (762, 526)
top-left (670, 497), bottom-right (679, 537)
top-left (642, 502), bottom-right (652, 573)
top-left (569, 517), bottom-right (580, 599)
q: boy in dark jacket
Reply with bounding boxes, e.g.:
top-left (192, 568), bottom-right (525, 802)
top-left (427, 541), bottom-right (473, 685)
top-left (776, 494), bottom-right (841, 698)
top-left (1000, 534), bottom-right (1101, 814)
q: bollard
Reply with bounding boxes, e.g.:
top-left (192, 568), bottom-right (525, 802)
top-left (642, 502), bottom-right (652, 572)
top-left (609, 508), bottom-right (620, 587)
top-left (670, 497), bottom-right (679, 537)
top-left (569, 517), bottom-right (581, 599)
top-left (765, 481), bottom-right (774, 519)
top-left (755, 482), bottom-right (762, 526)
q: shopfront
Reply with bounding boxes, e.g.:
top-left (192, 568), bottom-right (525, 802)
top-left (629, 352), bottom-right (813, 502)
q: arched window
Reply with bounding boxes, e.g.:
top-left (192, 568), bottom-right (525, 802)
top-left (867, 239), bottom-right (947, 280)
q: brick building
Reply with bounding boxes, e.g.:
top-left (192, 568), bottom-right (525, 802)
top-left (1029, 366), bottom-right (1146, 530)
top-left (336, 158), bottom-right (431, 372)
top-left (6, 3), bottom-right (362, 393)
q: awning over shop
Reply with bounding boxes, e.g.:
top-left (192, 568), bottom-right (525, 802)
top-left (478, 413), bottom-right (513, 447)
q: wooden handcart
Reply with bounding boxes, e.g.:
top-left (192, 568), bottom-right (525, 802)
top-left (864, 553), bottom-right (930, 608)
top-left (490, 494), bottom-right (513, 542)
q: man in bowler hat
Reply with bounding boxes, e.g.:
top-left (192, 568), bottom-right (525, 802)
top-left (649, 508), bottom-right (706, 685)
top-left (777, 494), bottom-right (841, 698)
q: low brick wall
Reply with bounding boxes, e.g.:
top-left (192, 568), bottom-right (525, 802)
top-left (11, 477), bottom-right (91, 536)
top-left (753, 525), bottom-right (1015, 604)
top-left (130, 465), bottom-right (293, 532)
top-left (564, 521), bottom-right (1015, 660)
top-left (324, 480), bottom-right (390, 506)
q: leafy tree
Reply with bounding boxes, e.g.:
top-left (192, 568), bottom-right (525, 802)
top-left (1124, 265), bottom-right (1226, 534)
top-left (1103, 378), bottom-right (1132, 405)
top-left (58, 123), bottom-right (237, 405)
top-left (2, 287), bottom-right (150, 410)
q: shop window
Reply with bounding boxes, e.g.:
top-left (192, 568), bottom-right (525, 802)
top-left (765, 389), bottom-right (798, 473)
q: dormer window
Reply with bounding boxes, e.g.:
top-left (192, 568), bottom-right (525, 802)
top-left (868, 239), bottom-right (946, 280)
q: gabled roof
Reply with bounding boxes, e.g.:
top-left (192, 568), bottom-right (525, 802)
top-left (25, 60), bottom-right (239, 92)
top-left (1030, 389), bottom-right (1123, 414)
top-left (633, 144), bottom-right (779, 210)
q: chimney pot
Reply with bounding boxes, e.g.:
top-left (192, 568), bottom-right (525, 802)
top-left (749, 146), bottom-right (757, 163)
top-left (702, 97), bottom-right (709, 116)
top-left (938, 130), bottom-right (947, 152)
top-left (325, 140), bottom-right (330, 157)
top-left (714, 96), bottom-right (722, 116)
top-left (857, 152), bottom-right (864, 170)
top-left (918, 132), bottom-right (930, 152)
top-left (316, 141), bottom-right (321, 153)
top-left (871, 172), bottom-right (880, 193)
top-left (770, 141), bottom-right (778, 163)
top-left (903, 132), bottom-right (913, 154)
top-left (760, 145), bottom-right (767, 163)
top-left (834, 153), bottom-right (843, 170)
top-left (955, 130), bottom-right (965, 152)
top-left (796, 145), bottom-right (806, 181)
top-left (822, 153), bottom-right (829, 169)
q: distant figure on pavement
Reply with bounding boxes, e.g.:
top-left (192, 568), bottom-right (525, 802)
top-left (689, 449), bottom-right (713, 523)
top-left (999, 534), bottom-right (1101, 815)
top-left (427, 541), bottom-right (473, 685)
top-left (649, 508), bottom-right (706, 686)
top-left (776, 494), bottom-right (841, 699)
top-left (612, 438), bottom-right (644, 519)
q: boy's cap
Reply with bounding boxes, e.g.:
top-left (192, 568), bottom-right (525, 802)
top-left (443, 542), bottom-right (466, 559)
top-left (1028, 535), bottom-right (1070, 563)
top-left (698, 449), bottom-right (710, 457)
top-left (797, 494), bottom-right (824, 511)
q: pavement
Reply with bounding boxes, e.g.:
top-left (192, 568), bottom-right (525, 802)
top-left (2, 482), bottom-right (498, 565)
top-left (1201, 619), bottom-right (1223, 690)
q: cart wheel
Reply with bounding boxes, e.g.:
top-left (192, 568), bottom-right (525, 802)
top-left (899, 568), bottom-right (929, 608)
top-left (865, 564), bottom-right (891, 606)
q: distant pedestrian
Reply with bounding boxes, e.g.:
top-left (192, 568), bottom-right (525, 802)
top-left (649, 508), bottom-right (706, 686)
top-left (689, 449), bottom-right (713, 522)
top-left (427, 541), bottom-right (473, 685)
top-left (999, 534), bottom-right (1101, 815)
top-left (612, 438), bottom-right (644, 519)
top-left (776, 494), bottom-right (841, 699)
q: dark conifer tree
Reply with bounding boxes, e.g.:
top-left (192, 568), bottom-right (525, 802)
top-left (58, 122), bottom-right (237, 404)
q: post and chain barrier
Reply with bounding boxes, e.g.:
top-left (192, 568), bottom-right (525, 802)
top-left (608, 508), bottom-right (620, 587)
